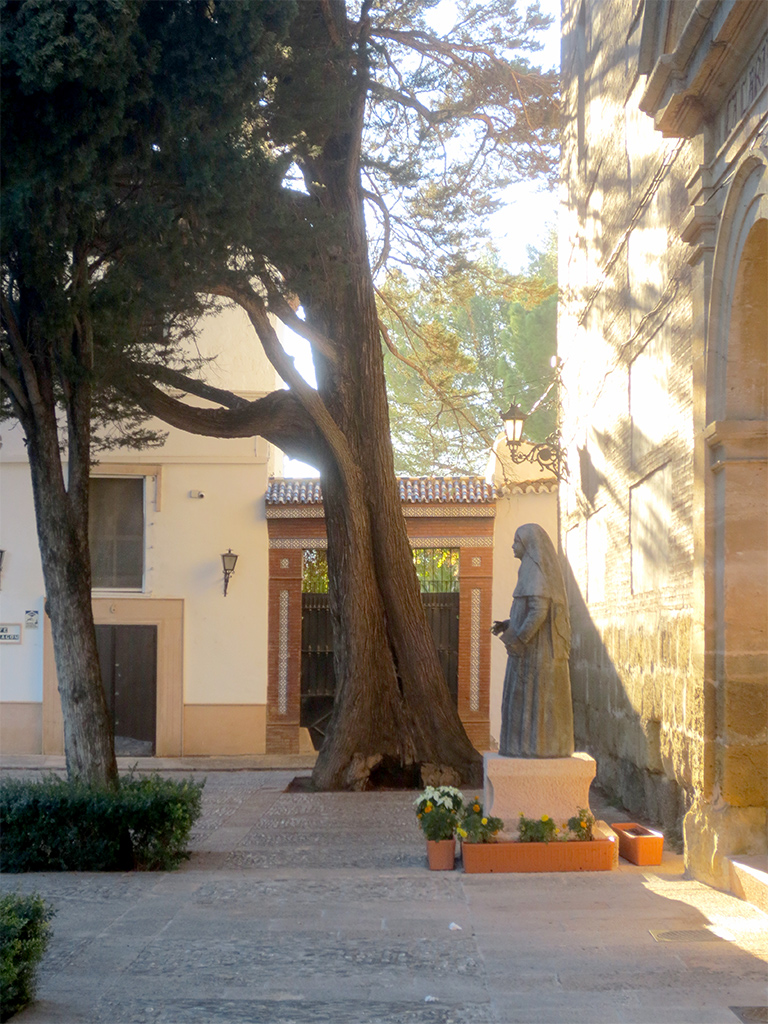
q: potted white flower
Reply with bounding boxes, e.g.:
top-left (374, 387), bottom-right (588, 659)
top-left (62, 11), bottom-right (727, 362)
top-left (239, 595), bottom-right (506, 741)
top-left (414, 785), bottom-right (464, 870)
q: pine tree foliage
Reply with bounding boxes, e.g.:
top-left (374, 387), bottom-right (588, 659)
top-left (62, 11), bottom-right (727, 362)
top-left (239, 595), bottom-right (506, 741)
top-left (382, 229), bottom-right (558, 475)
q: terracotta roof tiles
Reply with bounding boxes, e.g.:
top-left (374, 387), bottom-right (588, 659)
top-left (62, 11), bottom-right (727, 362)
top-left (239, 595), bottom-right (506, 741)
top-left (266, 476), bottom-right (494, 505)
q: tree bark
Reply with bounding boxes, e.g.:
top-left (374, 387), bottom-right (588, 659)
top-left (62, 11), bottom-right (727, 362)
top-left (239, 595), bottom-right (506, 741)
top-left (300, 2), bottom-right (482, 789)
top-left (308, 232), bottom-right (483, 790)
top-left (24, 376), bottom-right (118, 787)
top-left (2, 276), bottom-right (117, 786)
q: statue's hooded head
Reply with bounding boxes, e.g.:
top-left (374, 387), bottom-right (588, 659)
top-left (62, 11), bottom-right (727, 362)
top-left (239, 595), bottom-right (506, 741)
top-left (512, 524), bottom-right (570, 647)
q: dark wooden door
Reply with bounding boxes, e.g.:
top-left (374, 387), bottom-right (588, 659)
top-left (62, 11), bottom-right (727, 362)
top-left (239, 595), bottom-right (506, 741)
top-left (95, 624), bottom-right (157, 756)
top-left (300, 592), bottom-right (459, 750)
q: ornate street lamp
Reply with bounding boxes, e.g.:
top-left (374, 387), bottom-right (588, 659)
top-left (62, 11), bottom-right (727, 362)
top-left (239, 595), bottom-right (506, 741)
top-left (221, 549), bottom-right (238, 597)
top-left (499, 401), bottom-right (566, 480)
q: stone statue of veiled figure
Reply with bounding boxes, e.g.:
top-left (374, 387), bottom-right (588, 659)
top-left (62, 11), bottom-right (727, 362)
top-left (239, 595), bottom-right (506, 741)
top-left (492, 523), bottom-right (574, 758)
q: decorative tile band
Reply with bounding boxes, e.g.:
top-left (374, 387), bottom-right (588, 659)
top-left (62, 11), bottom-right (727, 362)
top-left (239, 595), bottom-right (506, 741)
top-left (266, 507), bottom-right (325, 518)
top-left (267, 505), bottom-right (495, 518)
top-left (470, 589), bottom-right (481, 712)
top-left (410, 537), bottom-right (494, 548)
top-left (278, 591), bottom-right (289, 714)
top-left (403, 506), bottom-right (496, 518)
top-left (270, 538), bottom-right (328, 549)
top-left (269, 536), bottom-right (492, 549)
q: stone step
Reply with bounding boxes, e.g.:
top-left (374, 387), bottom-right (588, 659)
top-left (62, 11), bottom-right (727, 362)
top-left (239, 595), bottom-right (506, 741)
top-left (728, 855), bottom-right (768, 915)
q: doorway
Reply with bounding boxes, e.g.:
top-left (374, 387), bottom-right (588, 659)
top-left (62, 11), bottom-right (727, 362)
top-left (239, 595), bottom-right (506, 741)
top-left (299, 547), bottom-right (460, 750)
top-left (95, 624), bottom-right (157, 756)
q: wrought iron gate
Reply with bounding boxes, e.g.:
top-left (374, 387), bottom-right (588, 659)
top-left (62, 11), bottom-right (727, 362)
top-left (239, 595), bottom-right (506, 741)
top-left (300, 594), bottom-right (336, 750)
top-left (300, 591), bottom-right (460, 750)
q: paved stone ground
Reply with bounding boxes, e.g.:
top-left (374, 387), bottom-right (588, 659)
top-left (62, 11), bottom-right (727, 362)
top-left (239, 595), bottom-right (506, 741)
top-left (1, 767), bottom-right (767, 1024)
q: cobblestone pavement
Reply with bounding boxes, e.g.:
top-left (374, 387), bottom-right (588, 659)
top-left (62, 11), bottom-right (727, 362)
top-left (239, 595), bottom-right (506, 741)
top-left (2, 768), bottom-right (767, 1024)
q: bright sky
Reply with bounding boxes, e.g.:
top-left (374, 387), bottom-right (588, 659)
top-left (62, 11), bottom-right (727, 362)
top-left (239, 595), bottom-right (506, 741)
top-left (489, 0), bottom-right (561, 272)
top-left (283, 0), bottom-right (561, 476)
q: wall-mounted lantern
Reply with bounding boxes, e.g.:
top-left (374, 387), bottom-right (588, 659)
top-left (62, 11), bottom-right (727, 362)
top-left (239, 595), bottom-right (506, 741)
top-left (221, 549), bottom-right (238, 597)
top-left (499, 401), bottom-right (567, 480)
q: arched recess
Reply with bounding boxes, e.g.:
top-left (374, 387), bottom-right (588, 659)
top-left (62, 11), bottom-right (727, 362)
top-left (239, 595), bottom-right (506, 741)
top-left (694, 152), bottom-right (768, 881)
top-left (707, 153), bottom-right (768, 420)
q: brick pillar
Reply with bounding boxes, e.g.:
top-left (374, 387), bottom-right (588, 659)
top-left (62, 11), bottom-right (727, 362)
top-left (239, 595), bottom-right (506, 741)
top-left (457, 546), bottom-right (493, 751)
top-left (266, 547), bottom-right (303, 754)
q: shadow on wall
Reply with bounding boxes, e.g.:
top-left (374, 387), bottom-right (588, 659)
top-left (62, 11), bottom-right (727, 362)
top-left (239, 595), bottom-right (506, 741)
top-left (563, 559), bottom-right (691, 847)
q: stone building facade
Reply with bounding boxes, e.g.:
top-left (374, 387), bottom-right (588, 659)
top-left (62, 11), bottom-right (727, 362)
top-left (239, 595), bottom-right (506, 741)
top-left (559, 0), bottom-right (767, 887)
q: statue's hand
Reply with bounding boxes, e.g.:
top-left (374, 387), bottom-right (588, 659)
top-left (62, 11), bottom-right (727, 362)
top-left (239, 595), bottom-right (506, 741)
top-left (491, 619), bottom-right (508, 635)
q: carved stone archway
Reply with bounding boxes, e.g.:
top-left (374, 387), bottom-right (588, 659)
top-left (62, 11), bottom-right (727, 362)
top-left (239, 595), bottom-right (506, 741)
top-left (685, 153), bottom-right (768, 886)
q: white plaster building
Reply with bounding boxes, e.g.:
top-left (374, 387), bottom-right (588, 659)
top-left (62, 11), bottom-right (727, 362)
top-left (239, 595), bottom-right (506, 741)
top-left (0, 304), bottom-right (282, 756)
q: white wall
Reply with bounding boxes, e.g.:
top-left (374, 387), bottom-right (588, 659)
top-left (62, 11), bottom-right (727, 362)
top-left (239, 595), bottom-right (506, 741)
top-left (0, 303), bottom-right (282, 737)
top-left (0, 461), bottom-right (46, 702)
top-left (146, 458), bottom-right (270, 705)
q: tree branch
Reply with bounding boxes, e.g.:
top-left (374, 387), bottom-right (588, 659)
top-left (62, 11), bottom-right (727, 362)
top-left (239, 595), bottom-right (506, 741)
top-left (119, 372), bottom-right (327, 466)
top-left (210, 280), bottom-right (360, 493)
top-left (262, 288), bottom-right (339, 365)
top-left (0, 355), bottom-right (30, 419)
top-left (362, 182), bottom-right (391, 274)
top-left (0, 291), bottom-right (43, 414)
top-left (132, 363), bottom-right (255, 410)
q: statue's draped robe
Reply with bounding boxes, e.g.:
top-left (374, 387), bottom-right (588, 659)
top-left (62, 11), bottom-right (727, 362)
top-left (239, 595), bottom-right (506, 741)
top-left (498, 524), bottom-right (574, 758)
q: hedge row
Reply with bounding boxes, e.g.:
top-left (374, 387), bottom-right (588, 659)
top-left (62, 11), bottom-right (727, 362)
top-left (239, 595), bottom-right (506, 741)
top-left (0, 893), bottom-right (54, 1022)
top-left (0, 774), bottom-right (204, 872)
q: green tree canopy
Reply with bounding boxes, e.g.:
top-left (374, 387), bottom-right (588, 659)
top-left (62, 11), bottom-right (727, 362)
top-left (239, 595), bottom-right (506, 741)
top-left (381, 227), bottom-right (558, 475)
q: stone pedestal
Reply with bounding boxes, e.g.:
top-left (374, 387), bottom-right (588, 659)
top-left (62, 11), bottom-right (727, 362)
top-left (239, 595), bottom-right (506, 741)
top-left (484, 752), bottom-right (597, 832)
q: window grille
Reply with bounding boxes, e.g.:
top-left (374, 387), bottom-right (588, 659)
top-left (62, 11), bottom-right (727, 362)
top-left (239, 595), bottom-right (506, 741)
top-left (302, 549), bottom-right (329, 593)
top-left (413, 548), bottom-right (460, 593)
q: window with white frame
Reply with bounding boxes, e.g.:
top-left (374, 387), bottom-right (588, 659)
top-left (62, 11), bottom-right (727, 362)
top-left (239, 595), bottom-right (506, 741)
top-left (89, 477), bottom-right (145, 590)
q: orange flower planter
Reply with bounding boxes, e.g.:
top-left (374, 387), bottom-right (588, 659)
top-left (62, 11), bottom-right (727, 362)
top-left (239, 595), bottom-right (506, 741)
top-left (611, 822), bottom-right (664, 865)
top-left (426, 838), bottom-right (456, 870)
top-left (462, 838), bottom-right (615, 873)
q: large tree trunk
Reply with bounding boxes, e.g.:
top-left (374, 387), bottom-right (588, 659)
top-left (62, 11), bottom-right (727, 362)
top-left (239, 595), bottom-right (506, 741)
top-left (307, 5), bottom-right (482, 788)
top-left (24, 375), bottom-right (117, 787)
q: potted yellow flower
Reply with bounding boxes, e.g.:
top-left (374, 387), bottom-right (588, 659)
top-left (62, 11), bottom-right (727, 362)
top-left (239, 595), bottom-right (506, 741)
top-left (457, 798), bottom-right (504, 872)
top-left (462, 807), bottom-right (615, 873)
top-left (414, 786), bottom-right (464, 870)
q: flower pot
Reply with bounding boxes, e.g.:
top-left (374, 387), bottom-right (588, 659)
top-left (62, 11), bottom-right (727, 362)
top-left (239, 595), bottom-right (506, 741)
top-left (611, 822), bottom-right (664, 865)
top-left (461, 838), bottom-right (615, 873)
top-left (426, 838), bottom-right (456, 870)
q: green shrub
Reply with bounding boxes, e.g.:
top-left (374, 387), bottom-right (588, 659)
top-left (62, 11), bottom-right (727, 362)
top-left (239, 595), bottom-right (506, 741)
top-left (0, 774), bottom-right (204, 872)
top-left (0, 893), bottom-right (54, 1022)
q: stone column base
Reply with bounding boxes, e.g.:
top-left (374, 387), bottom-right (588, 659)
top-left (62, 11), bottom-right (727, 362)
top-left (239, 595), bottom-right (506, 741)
top-left (683, 797), bottom-right (768, 891)
top-left (484, 751), bottom-right (597, 832)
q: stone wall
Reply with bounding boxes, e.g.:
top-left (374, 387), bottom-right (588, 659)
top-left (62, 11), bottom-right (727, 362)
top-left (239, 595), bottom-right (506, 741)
top-left (559, 0), bottom-right (768, 886)
top-left (559, 0), bottom-right (702, 842)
